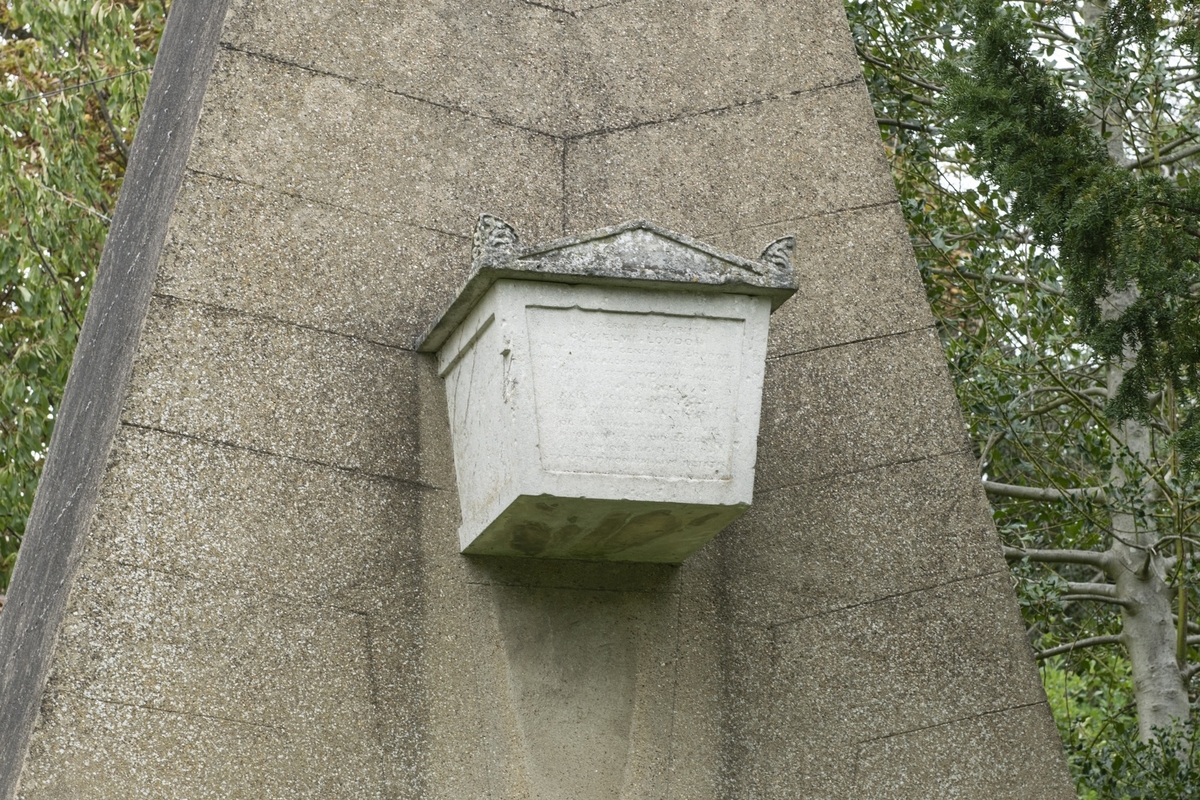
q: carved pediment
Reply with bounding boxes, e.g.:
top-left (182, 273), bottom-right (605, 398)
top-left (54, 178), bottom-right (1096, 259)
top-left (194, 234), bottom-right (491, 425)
top-left (420, 216), bottom-right (798, 353)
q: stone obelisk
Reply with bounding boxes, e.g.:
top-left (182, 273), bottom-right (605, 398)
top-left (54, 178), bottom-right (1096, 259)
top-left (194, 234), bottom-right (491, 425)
top-left (0, 0), bottom-right (1076, 796)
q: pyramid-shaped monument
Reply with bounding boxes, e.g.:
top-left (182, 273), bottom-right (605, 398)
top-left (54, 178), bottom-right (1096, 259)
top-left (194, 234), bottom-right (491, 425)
top-left (0, 0), bottom-right (1076, 797)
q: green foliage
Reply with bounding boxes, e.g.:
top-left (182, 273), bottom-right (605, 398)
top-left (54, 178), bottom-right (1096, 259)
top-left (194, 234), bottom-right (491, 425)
top-left (848, 0), bottom-right (1200, 793)
top-left (940, 0), bottom-right (1200, 470)
top-left (0, 0), bottom-right (166, 590)
top-left (1074, 718), bottom-right (1200, 798)
top-left (1042, 658), bottom-right (1200, 797)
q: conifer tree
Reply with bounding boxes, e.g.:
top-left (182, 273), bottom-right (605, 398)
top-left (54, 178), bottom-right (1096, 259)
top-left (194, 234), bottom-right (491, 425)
top-left (850, 0), bottom-right (1200, 792)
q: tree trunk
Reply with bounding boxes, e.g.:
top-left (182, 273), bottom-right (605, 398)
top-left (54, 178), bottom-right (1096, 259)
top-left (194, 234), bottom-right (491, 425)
top-left (1103, 288), bottom-right (1190, 740)
top-left (1079, 1), bottom-right (1191, 737)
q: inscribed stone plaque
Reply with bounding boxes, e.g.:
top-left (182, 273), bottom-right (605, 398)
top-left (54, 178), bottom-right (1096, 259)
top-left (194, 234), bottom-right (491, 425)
top-left (525, 306), bottom-right (745, 480)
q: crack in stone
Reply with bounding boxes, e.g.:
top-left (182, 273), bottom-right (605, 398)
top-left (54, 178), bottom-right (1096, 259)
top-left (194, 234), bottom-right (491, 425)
top-left (759, 445), bottom-right (977, 497)
top-left (766, 323), bottom-right (937, 361)
top-left (182, 168), bottom-right (471, 243)
top-left (216, 42), bottom-right (563, 139)
top-left (54, 689), bottom-right (292, 733)
top-left (118, 420), bottom-right (445, 492)
top-left (855, 700), bottom-right (1050, 747)
top-left (216, 41), bottom-right (864, 143)
top-left (763, 567), bottom-right (1011, 632)
top-left (564, 76), bottom-right (866, 141)
top-left (148, 291), bottom-right (421, 353)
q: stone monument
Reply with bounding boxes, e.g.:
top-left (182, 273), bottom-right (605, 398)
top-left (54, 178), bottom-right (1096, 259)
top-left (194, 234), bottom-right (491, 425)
top-left (422, 217), bottom-right (797, 562)
top-left (0, 0), bottom-right (1078, 797)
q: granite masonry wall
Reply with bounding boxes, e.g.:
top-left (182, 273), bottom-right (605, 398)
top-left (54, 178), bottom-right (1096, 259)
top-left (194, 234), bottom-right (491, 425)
top-left (0, 0), bottom-right (1077, 797)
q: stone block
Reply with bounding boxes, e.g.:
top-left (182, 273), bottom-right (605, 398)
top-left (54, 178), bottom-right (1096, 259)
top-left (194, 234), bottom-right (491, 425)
top-left (221, 0), bottom-right (864, 138)
top-left (564, 83), bottom-right (896, 238)
top-left (391, 576), bottom-right (492, 799)
top-left (47, 560), bottom-right (379, 744)
top-left (463, 555), bottom-right (679, 594)
top-left (85, 425), bottom-right (423, 609)
top-left (713, 614), bottom-right (866, 799)
top-left (709, 202), bottom-right (933, 356)
top-left (723, 744), bottom-right (862, 800)
top-left (716, 623), bottom-right (785, 794)
top-left (467, 582), bottom-right (680, 799)
top-left (854, 703), bottom-right (1076, 799)
top-left (158, 172), bottom-right (471, 348)
top-left (188, 48), bottom-right (562, 241)
top-left (769, 572), bottom-right (1046, 747)
top-left (18, 691), bottom-right (383, 799)
top-left (362, 586), bottom-right (426, 800)
top-left (568, 0), bottom-right (863, 135)
top-left (755, 327), bottom-right (969, 491)
top-left (417, 353), bottom-right (459, 489)
top-left (432, 278), bottom-right (771, 561)
top-left (411, 479), bottom-right (487, 606)
top-left (222, 0), bottom-right (565, 133)
top-left (721, 450), bottom-right (1007, 627)
top-left (663, 551), bottom-right (722, 798)
top-left (122, 297), bottom-right (425, 482)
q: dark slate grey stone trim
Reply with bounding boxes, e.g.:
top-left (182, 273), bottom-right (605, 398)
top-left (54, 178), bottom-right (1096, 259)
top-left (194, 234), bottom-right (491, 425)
top-left (0, 1), bottom-right (230, 794)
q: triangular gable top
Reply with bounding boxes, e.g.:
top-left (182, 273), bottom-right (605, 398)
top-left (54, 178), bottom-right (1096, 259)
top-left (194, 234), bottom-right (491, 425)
top-left (418, 217), bottom-right (798, 352)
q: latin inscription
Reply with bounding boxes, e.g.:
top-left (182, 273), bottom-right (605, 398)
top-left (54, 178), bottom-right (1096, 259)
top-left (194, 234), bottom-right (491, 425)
top-left (525, 305), bottom-right (745, 480)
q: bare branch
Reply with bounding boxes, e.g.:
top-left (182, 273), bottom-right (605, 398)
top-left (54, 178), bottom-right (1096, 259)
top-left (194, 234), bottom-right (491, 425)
top-left (1003, 545), bottom-right (1114, 571)
top-left (1025, 387), bottom-right (1108, 417)
top-left (876, 117), bottom-right (935, 133)
top-left (979, 429), bottom-right (1004, 472)
top-left (1132, 142), bottom-right (1200, 169)
top-left (927, 266), bottom-right (1064, 296)
top-left (1030, 20), bottom-right (1077, 43)
top-left (91, 88), bottom-right (128, 165)
top-left (1061, 594), bottom-right (1133, 607)
top-left (984, 480), bottom-right (1107, 502)
top-left (1146, 132), bottom-right (1199, 160)
top-left (1036, 634), bottom-right (1123, 660)
top-left (1067, 582), bottom-right (1116, 597)
top-left (856, 47), bottom-right (945, 94)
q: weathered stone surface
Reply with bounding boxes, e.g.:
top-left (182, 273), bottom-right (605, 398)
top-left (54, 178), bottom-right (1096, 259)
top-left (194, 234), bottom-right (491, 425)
top-left (122, 297), bottom-right (426, 482)
top-left (854, 703), bottom-right (1077, 799)
top-left (709, 201), bottom-right (933, 356)
top-left (769, 572), bottom-right (1046, 746)
top-left (18, 691), bottom-right (383, 799)
top-left (370, 575), bottom-right (492, 800)
top-left (0, 1), bottom-right (232, 793)
top-left (756, 327), bottom-right (969, 492)
top-left (221, 0), bottom-right (861, 137)
top-left (362, 587), bottom-right (425, 800)
top-left (463, 554), bottom-right (679, 594)
top-left (721, 450), bottom-right (1006, 627)
top-left (48, 561), bottom-right (379, 740)
top-left (3, 0), bottom-right (1077, 795)
top-left (188, 47), bottom-right (562, 241)
top-left (564, 83), bottom-right (896, 237)
top-left (431, 276), bottom-right (772, 561)
top-left (568, 0), bottom-right (863, 134)
top-left (663, 551), bottom-right (723, 799)
top-left (158, 172), bottom-right (471, 348)
top-left (222, 0), bottom-right (566, 133)
top-left (468, 583), bottom-right (680, 799)
top-left (85, 425), bottom-right (422, 609)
